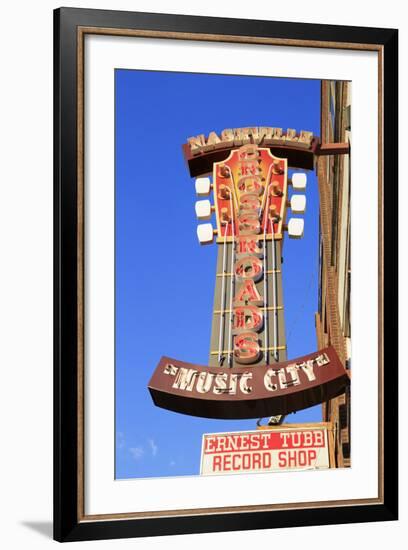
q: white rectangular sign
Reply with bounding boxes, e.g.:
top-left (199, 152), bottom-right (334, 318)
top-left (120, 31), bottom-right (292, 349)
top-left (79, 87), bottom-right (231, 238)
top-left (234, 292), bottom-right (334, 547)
top-left (200, 425), bottom-right (330, 476)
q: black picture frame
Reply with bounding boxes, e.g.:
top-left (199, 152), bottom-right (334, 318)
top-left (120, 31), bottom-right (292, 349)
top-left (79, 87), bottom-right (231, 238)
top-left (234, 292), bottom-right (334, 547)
top-left (54, 7), bottom-right (398, 542)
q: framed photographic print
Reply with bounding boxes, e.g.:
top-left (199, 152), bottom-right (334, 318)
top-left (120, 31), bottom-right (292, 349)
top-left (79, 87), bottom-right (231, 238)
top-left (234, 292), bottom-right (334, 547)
top-left (53, 7), bottom-right (398, 542)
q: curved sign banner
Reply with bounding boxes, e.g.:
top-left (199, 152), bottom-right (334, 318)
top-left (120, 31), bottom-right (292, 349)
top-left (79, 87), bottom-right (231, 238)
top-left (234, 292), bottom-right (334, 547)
top-left (183, 126), bottom-right (317, 176)
top-left (148, 346), bottom-right (349, 419)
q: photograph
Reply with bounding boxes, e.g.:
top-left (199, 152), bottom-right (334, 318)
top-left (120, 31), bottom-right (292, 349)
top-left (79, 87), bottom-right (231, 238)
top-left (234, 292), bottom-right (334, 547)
top-left (0, 1), bottom-right (402, 549)
top-left (52, 7), bottom-right (398, 542)
top-left (114, 70), bottom-right (351, 480)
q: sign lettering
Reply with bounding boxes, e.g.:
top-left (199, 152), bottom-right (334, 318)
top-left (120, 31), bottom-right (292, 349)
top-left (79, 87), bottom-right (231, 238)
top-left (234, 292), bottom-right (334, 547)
top-left (188, 127), bottom-right (314, 155)
top-left (148, 346), bottom-right (349, 419)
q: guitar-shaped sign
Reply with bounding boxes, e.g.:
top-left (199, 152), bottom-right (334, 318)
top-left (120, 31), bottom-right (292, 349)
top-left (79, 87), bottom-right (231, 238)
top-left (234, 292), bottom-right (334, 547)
top-left (195, 143), bottom-right (305, 370)
top-left (148, 138), bottom-right (349, 420)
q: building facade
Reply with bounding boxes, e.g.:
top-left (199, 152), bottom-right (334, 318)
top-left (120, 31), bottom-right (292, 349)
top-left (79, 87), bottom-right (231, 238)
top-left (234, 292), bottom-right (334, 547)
top-left (316, 80), bottom-right (351, 467)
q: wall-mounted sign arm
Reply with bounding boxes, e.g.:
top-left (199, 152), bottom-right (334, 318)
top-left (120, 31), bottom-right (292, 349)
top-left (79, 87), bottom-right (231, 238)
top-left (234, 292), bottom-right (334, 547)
top-left (314, 142), bottom-right (350, 156)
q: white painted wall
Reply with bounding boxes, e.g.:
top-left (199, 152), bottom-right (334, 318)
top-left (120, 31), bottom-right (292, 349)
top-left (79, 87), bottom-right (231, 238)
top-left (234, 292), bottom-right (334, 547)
top-left (0, 0), bottom-right (405, 548)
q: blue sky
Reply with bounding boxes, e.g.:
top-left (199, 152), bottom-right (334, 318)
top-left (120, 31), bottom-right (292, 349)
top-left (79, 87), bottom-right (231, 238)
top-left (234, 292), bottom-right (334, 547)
top-left (115, 69), bottom-right (321, 479)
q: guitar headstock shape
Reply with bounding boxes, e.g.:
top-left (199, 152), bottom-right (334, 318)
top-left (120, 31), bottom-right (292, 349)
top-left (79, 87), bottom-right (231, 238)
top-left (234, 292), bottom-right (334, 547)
top-left (212, 144), bottom-right (288, 243)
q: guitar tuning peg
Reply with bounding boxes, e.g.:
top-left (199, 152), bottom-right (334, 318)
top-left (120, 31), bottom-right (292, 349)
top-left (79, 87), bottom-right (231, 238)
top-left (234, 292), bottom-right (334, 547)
top-left (195, 177), bottom-right (211, 196)
top-left (197, 223), bottom-right (215, 245)
top-left (220, 207), bottom-right (231, 223)
top-left (290, 194), bottom-right (307, 214)
top-left (291, 173), bottom-right (307, 191)
top-left (272, 159), bottom-right (284, 175)
top-left (270, 181), bottom-right (283, 197)
top-left (287, 218), bottom-right (304, 239)
top-left (195, 200), bottom-right (212, 220)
